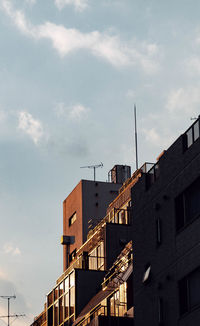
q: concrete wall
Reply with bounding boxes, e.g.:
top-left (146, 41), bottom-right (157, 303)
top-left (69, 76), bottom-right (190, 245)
top-left (75, 269), bottom-right (106, 318)
top-left (63, 180), bottom-right (121, 271)
top-left (131, 131), bottom-right (200, 326)
top-left (105, 223), bottom-right (132, 270)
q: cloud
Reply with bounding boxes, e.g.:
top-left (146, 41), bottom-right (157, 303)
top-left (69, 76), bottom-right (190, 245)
top-left (54, 102), bottom-right (90, 121)
top-left (18, 111), bottom-right (44, 144)
top-left (0, 110), bottom-right (7, 122)
top-left (3, 243), bottom-right (21, 256)
top-left (25, 0), bottom-right (36, 4)
top-left (166, 86), bottom-right (200, 115)
top-left (0, 0), bottom-right (160, 72)
top-left (55, 0), bottom-right (88, 11)
top-left (185, 56), bottom-right (200, 75)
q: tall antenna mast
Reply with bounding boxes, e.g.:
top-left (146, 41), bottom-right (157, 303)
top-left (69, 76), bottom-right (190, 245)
top-left (80, 162), bottom-right (103, 181)
top-left (134, 104), bottom-right (139, 170)
top-left (0, 295), bottom-right (25, 326)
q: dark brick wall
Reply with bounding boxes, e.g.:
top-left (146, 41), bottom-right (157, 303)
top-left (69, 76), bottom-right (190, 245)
top-left (131, 132), bottom-right (200, 326)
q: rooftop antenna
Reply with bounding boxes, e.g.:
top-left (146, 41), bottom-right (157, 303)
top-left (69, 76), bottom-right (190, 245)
top-left (134, 104), bottom-right (139, 170)
top-left (0, 295), bottom-right (25, 326)
top-left (80, 162), bottom-right (103, 181)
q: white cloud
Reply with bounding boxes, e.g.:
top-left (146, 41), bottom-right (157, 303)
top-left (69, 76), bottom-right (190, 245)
top-left (55, 0), bottom-right (88, 11)
top-left (185, 56), bottom-right (200, 75)
top-left (0, 0), bottom-right (160, 72)
top-left (3, 243), bottom-right (21, 256)
top-left (1, 0), bottom-right (33, 35)
top-left (0, 110), bottom-right (7, 122)
top-left (166, 86), bottom-right (200, 115)
top-left (54, 102), bottom-right (90, 121)
top-left (25, 0), bottom-right (36, 4)
top-left (18, 111), bottom-right (44, 144)
top-left (0, 268), bottom-right (8, 280)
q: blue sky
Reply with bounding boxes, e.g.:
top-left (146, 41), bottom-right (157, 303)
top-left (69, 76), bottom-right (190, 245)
top-left (0, 0), bottom-right (200, 324)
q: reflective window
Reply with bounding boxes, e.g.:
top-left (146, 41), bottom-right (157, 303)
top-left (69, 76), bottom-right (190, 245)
top-left (59, 297), bottom-right (64, 324)
top-left (194, 121), bottom-right (200, 141)
top-left (69, 272), bottom-right (75, 288)
top-left (70, 287), bottom-right (75, 316)
top-left (179, 267), bottom-right (200, 316)
top-left (54, 301), bottom-right (59, 326)
top-left (64, 293), bottom-right (69, 319)
top-left (185, 119), bottom-right (200, 149)
top-left (64, 276), bottom-right (69, 293)
top-left (175, 176), bottom-right (200, 231)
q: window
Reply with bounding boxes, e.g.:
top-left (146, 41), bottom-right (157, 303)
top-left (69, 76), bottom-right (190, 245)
top-left (179, 267), bottom-right (200, 316)
top-left (69, 249), bottom-right (76, 263)
top-left (156, 218), bottom-right (162, 245)
top-left (185, 119), bottom-right (200, 149)
top-left (143, 265), bottom-right (151, 283)
top-left (69, 212), bottom-right (76, 227)
top-left (109, 283), bottom-right (127, 317)
top-left (88, 242), bottom-right (104, 270)
top-left (146, 162), bottom-right (160, 189)
top-left (175, 176), bottom-right (200, 231)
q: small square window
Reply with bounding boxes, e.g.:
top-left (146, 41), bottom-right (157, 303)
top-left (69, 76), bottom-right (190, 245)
top-left (69, 212), bottom-right (76, 227)
top-left (143, 265), bottom-right (151, 283)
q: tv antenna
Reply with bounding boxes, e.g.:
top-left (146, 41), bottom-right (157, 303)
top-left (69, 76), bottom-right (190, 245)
top-left (80, 162), bottom-right (103, 181)
top-left (0, 295), bottom-right (25, 326)
top-left (134, 104), bottom-right (139, 170)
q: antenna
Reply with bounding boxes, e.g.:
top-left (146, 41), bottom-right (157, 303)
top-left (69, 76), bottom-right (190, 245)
top-left (0, 295), bottom-right (25, 326)
top-left (134, 104), bottom-right (139, 170)
top-left (80, 162), bottom-right (103, 181)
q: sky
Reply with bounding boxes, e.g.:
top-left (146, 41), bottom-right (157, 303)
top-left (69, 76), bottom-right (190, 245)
top-left (0, 0), bottom-right (200, 325)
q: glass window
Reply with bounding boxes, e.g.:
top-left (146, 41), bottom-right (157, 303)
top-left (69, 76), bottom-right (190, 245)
top-left (69, 212), bottom-right (77, 227)
top-left (64, 276), bottom-right (69, 293)
top-left (179, 267), bottom-right (200, 316)
top-left (194, 121), bottom-right (200, 141)
top-left (69, 272), bottom-right (75, 288)
top-left (89, 248), bottom-right (97, 270)
top-left (64, 293), bottom-right (69, 319)
top-left (189, 269), bottom-right (200, 308)
top-left (54, 286), bottom-right (59, 300)
top-left (69, 287), bottom-right (75, 316)
top-left (59, 282), bottom-right (64, 297)
top-left (110, 296), bottom-right (114, 316)
top-left (59, 297), bottom-right (64, 324)
top-left (47, 291), bottom-right (54, 307)
top-left (175, 176), bottom-right (200, 231)
top-left (187, 127), bottom-right (193, 147)
top-left (54, 301), bottom-right (59, 326)
top-left (48, 307), bottom-right (53, 326)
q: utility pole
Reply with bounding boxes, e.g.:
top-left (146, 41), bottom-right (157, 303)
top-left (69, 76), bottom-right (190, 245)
top-left (0, 296), bottom-right (25, 326)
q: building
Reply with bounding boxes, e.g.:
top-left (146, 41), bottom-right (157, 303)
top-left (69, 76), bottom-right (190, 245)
top-left (132, 116), bottom-right (200, 325)
top-left (31, 117), bottom-right (200, 326)
top-left (61, 165), bottom-right (131, 271)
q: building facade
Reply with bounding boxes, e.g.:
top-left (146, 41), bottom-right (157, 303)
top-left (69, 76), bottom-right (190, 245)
top-left (62, 171), bottom-right (128, 271)
top-left (132, 116), bottom-right (200, 326)
top-left (31, 117), bottom-right (200, 326)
